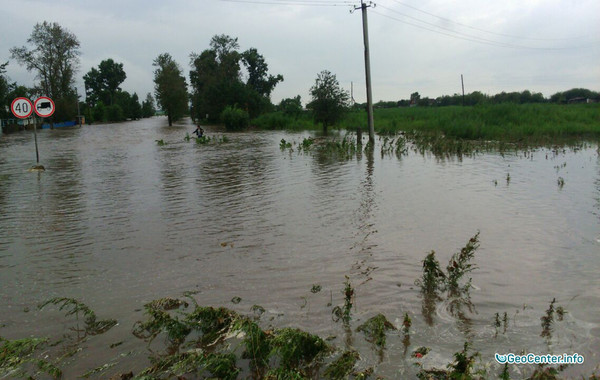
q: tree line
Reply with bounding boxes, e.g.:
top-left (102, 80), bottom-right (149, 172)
top-left (373, 88), bottom-right (600, 109)
top-left (1, 21), bottom-right (596, 130)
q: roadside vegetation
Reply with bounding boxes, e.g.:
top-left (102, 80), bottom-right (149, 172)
top-left (254, 102), bottom-right (599, 144)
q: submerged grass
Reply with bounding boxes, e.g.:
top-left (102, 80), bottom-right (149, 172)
top-left (256, 104), bottom-right (600, 142)
top-left (350, 104), bottom-right (600, 142)
top-left (356, 314), bottom-right (397, 348)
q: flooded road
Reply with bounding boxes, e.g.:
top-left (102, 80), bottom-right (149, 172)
top-left (1, 117), bottom-right (599, 377)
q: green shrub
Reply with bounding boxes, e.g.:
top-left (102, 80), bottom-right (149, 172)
top-left (221, 106), bottom-right (249, 131)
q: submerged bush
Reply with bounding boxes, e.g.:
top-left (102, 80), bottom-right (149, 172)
top-left (221, 105), bottom-right (249, 131)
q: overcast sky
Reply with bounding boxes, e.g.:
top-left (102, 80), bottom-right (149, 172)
top-left (1, 0), bottom-right (599, 105)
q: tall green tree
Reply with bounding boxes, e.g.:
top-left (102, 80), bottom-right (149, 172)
top-left (278, 95), bottom-right (303, 120)
top-left (83, 58), bottom-right (126, 106)
top-left (189, 34), bottom-right (283, 123)
top-left (308, 70), bottom-right (349, 133)
top-left (141, 92), bottom-right (156, 118)
top-left (153, 53), bottom-right (188, 126)
top-left (10, 21), bottom-right (80, 122)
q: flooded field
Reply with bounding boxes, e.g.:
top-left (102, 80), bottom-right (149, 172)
top-left (1, 117), bottom-right (599, 378)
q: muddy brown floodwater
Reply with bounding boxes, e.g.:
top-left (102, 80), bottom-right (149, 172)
top-left (0, 117), bottom-right (599, 378)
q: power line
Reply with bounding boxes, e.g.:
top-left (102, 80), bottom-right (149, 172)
top-left (220, 0), bottom-right (353, 6)
top-left (383, 0), bottom-right (590, 42)
top-left (372, 7), bottom-right (585, 50)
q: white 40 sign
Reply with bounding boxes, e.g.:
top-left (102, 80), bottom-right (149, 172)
top-left (10, 97), bottom-right (34, 119)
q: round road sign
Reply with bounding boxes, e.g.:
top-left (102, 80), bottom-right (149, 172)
top-left (10, 97), bottom-right (34, 119)
top-left (34, 97), bottom-right (55, 118)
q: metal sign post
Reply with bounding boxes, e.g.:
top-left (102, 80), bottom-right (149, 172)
top-left (10, 96), bottom-right (56, 168)
top-left (10, 97), bottom-right (40, 163)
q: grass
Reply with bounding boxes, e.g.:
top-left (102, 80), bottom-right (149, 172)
top-left (255, 103), bottom-right (600, 143)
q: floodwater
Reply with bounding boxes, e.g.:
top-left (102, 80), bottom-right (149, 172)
top-left (0, 117), bottom-right (599, 378)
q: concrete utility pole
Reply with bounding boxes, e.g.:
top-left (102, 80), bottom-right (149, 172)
top-left (461, 74), bottom-right (465, 106)
top-left (355, 1), bottom-right (375, 144)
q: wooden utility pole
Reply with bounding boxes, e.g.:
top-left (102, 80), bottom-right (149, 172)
top-left (355, 1), bottom-right (375, 144)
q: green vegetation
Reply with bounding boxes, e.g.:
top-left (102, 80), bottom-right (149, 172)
top-left (10, 21), bottom-right (80, 123)
top-left (356, 314), bottom-right (397, 348)
top-left (153, 53), bottom-right (188, 126)
top-left (221, 105), bottom-right (249, 130)
top-left (363, 104), bottom-right (600, 141)
top-left (38, 297), bottom-right (117, 337)
top-left (189, 34), bottom-right (282, 124)
top-left (82, 58), bottom-right (144, 122)
top-left (308, 70), bottom-right (350, 133)
top-left (332, 276), bottom-right (354, 324)
top-left (252, 103), bottom-right (599, 144)
top-left (323, 350), bottom-right (360, 379)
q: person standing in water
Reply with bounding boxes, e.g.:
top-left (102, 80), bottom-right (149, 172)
top-left (192, 125), bottom-right (204, 137)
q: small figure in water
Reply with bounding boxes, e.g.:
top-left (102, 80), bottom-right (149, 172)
top-left (192, 125), bottom-right (204, 138)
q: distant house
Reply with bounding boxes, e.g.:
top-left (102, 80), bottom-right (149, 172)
top-left (567, 97), bottom-right (597, 104)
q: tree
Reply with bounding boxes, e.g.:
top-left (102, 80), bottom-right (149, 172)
top-left (129, 92), bottom-right (142, 120)
top-left (0, 62), bottom-right (10, 119)
top-left (279, 95), bottom-right (303, 119)
top-left (189, 34), bottom-right (283, 123)
top-left (141, 93), bottom-right (156, 118)
top-left (83, 58), bottom-right (126, 106)
top-left (10, 21), bottom-right (80, 122)
top-left (242, 48), bottom-right (283, 98)
top-left (308, 70), bottom-right (349, 133)
top-left (153, 53), bottom-right (188, 126)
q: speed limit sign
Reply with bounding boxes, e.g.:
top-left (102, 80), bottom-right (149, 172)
top-left (11, 97), bottom-right (34, 119)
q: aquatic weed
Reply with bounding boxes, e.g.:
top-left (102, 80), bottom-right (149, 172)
top-left (540, 298), bottom-right (566, 339)
top-left (402, 312), bottom-right (412, 334)
top-left (185, 306), bottom-right (239, 346)
top-left (138, 350), bottom-right (239, 380)
top-left (356, 314), bottom-right (397, 348)
top-left (0, 336), bottom-right (61, 379)
top-left (280, 138), bottom-right (292, 150)
top-left (323, 350), bottom-right (360, 379)
top-left (446, 232), bottom-right (480, 296)
top-left (132, 304), bottom-right (191, 350)
top-left (332, 276), bottom-right (354, 324)
top-left (415, 251), bottom-right (446, 295)
top-left (155, 139), bottom-right (166, 146)
top-left (270, 328), bottom-right (330, 370)
top-left (38, 297), bottom-right (117, 337)
top-left (196, 136), bottom-right (211, 144)
top-left (232, 318), bottom-right (272, 372)
top-left (300, 137), bottom-right (314, 151)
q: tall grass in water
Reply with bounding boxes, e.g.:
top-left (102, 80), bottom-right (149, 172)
top-left (255, 104), bottom-right (599, 142)
top-left (371, 104), bottom-right (600, 141)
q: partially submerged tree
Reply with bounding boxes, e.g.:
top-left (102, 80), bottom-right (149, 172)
top-left (308, 70), bottom-right (349, 133)
top-left (10, 21), bottom-right (80, 122)
top-left (141, 92), bottom-right (156, 118)
top-left (83, 58), bottom-right (126, 106)
top-left (189, 34), bottom-right (283, 123)
top-left (153, 53), bottom-right (188, 126)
